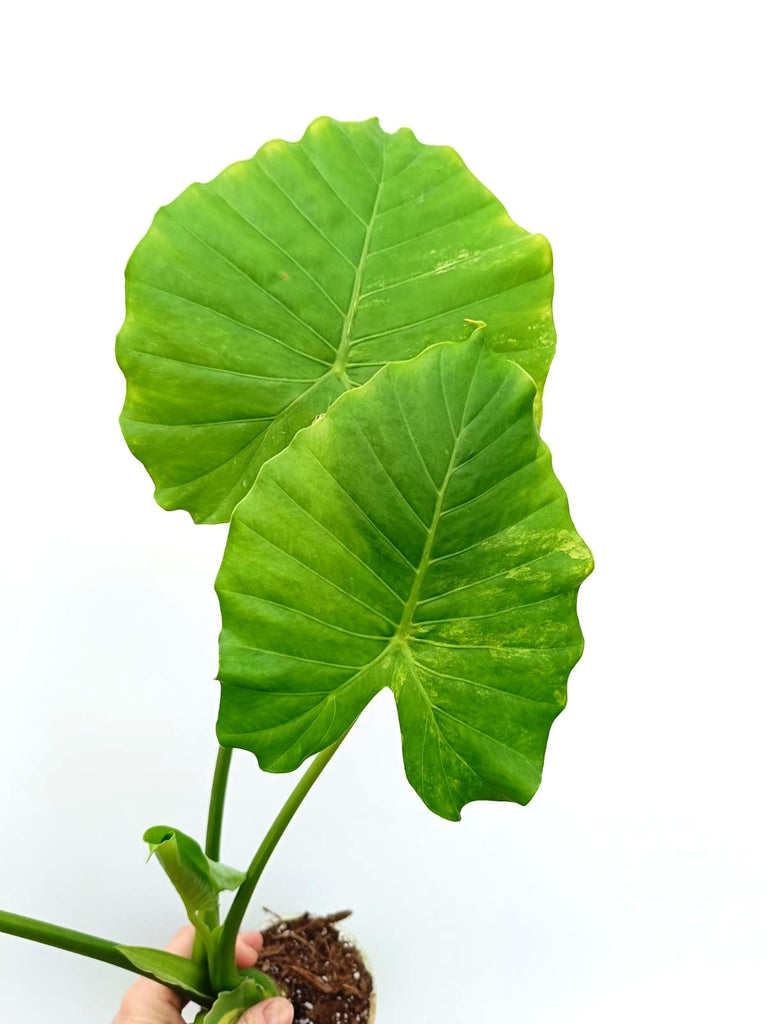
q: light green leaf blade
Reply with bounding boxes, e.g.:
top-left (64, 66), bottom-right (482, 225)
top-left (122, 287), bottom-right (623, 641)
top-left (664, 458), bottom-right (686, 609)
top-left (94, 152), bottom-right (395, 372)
top-left (238, 968), bottom-right (281, 998)
top-left (197, 979), bottom-right (268, 1024)
top-left (197, 973), bottom-right (280, 1024)
top-left (215, 331), bottom-right (593, 820)
top-left (143, 826), bottom-right (245, 920)
top-left (118, 116), bottom-right (555, 523)
top-left (117, 945), bottom-right (213, 1003)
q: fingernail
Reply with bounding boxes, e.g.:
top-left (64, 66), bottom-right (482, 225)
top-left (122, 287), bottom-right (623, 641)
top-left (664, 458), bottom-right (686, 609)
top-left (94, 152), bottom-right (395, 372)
top-left (262, 997), bottom-right (294, 1024)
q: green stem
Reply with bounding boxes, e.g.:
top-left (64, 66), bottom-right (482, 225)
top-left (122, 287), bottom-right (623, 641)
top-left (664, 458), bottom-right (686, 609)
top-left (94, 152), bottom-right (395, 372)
top-left (193, 745), bottom-right (234, 967)
top-left (205, 746), bottom-right (233, 862)
top-left (212, 733), bottom-right (347, 990)
top-left (0, 908), bottom-right (210, 1002)
top-left (0, 908), bottom-right (130, 968)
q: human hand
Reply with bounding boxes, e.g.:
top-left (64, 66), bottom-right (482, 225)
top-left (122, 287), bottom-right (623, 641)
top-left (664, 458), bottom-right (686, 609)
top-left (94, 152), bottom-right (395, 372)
top-left (113, 925), bottom-right (294, 1024)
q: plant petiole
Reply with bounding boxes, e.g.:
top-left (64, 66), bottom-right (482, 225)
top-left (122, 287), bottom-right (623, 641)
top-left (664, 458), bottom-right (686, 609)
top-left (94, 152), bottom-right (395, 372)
top-left (211, 732), bottom-right (348, 990)
top-left (0, 908), bottom-right (212, 1003)
top-left (205, 746), bottom-right (233, 862)
top-left (192, 745), bottom-right (234, 967)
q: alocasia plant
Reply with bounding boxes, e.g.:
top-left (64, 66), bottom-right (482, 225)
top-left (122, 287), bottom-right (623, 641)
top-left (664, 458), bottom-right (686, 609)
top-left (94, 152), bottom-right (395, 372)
top-left (0, 117), bottom-right (592, 1021)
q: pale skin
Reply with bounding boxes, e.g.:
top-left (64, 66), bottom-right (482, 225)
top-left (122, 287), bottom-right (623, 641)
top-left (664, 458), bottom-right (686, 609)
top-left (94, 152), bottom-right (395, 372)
top-left (113, 926), bottom-right (294, 1024)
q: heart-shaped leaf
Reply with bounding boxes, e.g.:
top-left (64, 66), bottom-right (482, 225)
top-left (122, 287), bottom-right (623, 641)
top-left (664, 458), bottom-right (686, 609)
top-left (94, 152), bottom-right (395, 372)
top-left (118, 116), bottom-right (555, 523)
top-left (216, 330), bottom-right (593, 819)
top-left (144, 826), bottom-right (245, 922)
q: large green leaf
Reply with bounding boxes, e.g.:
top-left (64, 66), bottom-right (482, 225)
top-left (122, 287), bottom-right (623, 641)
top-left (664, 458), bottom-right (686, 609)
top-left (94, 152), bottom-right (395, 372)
top-left (118, 116), bottom-right (555, 523)
top-left (215, 331), bottom-right (592, 820)
top-left (144, 826), bottom-right (245, 922)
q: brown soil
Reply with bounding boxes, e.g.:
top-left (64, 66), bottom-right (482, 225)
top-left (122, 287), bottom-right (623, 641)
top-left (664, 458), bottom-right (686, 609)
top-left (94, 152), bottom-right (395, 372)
top-left (258, 910), bottom-right (374, 1024)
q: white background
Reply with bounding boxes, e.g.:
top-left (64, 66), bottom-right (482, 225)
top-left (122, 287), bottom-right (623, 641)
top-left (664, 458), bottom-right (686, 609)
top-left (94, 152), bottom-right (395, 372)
top-left (0, 1), bottom-right (765, 1021)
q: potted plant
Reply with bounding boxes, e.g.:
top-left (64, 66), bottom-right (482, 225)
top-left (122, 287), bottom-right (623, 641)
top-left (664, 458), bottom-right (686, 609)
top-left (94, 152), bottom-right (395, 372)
top-left (0, 116), bottom-right (592, 1022)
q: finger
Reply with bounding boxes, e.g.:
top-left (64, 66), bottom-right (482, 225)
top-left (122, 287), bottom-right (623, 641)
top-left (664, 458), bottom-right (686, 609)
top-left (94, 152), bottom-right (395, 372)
top-left (235, 936), bottom-right (259, 968)
top-left (167, 926), bottom-right (261, 967)
top-left (163, 924), bottom-right (197, 958)
top-left (117, 973), bottom-right (184, 1021)
top-left (240, 996), bottom-right (294, 1024)
top-left (239, 930), bottom-right (265, 953)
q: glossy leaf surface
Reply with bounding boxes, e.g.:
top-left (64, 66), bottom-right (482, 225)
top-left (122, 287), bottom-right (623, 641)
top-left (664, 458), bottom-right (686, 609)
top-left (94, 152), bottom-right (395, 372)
top-left (118, 117), bottom-right (555, 523)
top-left (216, 332), bottom-right (592, 819)
top-left (144, 826), bottom-right (245, 921)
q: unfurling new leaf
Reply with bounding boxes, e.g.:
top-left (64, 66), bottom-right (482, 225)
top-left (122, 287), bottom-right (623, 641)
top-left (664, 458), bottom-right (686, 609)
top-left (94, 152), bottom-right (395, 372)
top-left (143, 825), bottom-right (245, 922)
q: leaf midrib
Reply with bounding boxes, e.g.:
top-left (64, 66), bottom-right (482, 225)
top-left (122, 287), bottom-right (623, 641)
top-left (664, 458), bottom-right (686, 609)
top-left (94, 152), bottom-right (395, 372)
top-left (331, 149), bottom-right (386, 376)
top-left (223, 358), bottom-right (476, 723)
top-left (396, 433), bottom-right (461, 641)
top-left (393, 351), bottom-right (482, 641)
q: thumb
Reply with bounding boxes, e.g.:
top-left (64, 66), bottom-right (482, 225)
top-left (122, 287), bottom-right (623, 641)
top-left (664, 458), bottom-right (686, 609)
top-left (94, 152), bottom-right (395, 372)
top-left (240, 996), bottom-right (294, 1024)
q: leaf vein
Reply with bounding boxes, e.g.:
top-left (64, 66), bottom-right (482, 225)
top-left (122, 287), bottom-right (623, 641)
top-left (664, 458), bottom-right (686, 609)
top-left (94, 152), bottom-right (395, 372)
top-left (128, 280), bottom-right (332, 368)
top-left (256, 163), bottom-right (357, 268)
top-left (390, 382), bottom-right (441, 491)
top-left (235, 517), bottom-right (399, 628)
top-left (207, 187), bottom-right (347, 316)
top-left (268, 477), bottom-right (408, 605)
top-left (348, 424), bottom-right (431, 532)
top-left (375, 168), bottom-right (465, 219)
top-left (164, 210), bottom-right (337, 355)
top-left (302, 446), bottom-right (419, 570)
top-left (351, 274), bottom-right (547, 346)
top-left (367, 199), bottom-right (498, 258)
top-left (218, 587), bottom-right (388, 640)
top-left (297, 147), bottom-right (368, 226)
top-left (409, 657), bottom-right (561, 708)
top-left (442, 449), bottom-right (548, 517)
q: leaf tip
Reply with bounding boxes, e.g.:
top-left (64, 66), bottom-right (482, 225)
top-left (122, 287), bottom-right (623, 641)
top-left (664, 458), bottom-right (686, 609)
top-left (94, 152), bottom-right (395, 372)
top-left (463, 318), bottom-right (487, 346)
